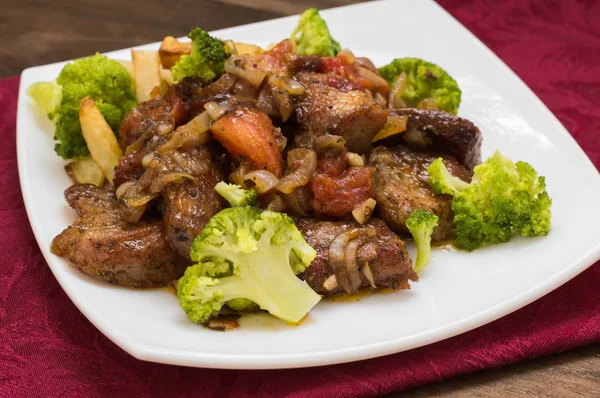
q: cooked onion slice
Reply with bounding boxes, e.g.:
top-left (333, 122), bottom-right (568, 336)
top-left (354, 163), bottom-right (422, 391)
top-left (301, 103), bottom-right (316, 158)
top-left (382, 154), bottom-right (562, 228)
top-left (352, 198), bottom-right (376, 225)
top-left (361, 263), bottom-right (376, 289)
top-left (337, 49), bottom-right (356, 64)
top-left (266, 194), bottom-right (284, 212)
top-left (329, 228), bottom-right (376, 294)
top-left (372, 115), bottom-right (408, 142)
top-left (159, 111), bottom-right (212, 153)
top-left (346, 152), bottom-right (365, 167)
top-left (323, 275), bottom-right (338, 291)
top-left (281, 187), bottom-right (312, 217)
top-left (356, 66), bottom-right (389, 90)
top-left (243, 170), bottom-right (279, 194)
top-left (417, 98), bottom-right (439, 110)
top-left (116, 180), bottom-right (157, 208)
top-left (276, 149), bottom-right (317, 194)
top-left (204, 101), bottom-right (227, 121)
top-left (315, 134), bottom-right (346, 152)
top-left (389, 72), bottom-right (408, 109)
top-left (269, 75), bottom-right (306, 95)
top-left (224, 56), bottom-right (268, 87)
top-left (150, 172), bottom-right (196, 192)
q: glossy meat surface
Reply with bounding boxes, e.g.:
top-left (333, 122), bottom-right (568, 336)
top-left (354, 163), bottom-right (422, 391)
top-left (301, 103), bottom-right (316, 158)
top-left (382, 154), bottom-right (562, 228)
top-left (390, 108), bottom-right (482, 172)
top-left (370, 145), bottom-right (470, 242)
top-left (51, 185), bottom-right (185, 288)
top-left (295, 73), bottom-right (388, 153)
top-left (296, 218), bottom-right (416, 295)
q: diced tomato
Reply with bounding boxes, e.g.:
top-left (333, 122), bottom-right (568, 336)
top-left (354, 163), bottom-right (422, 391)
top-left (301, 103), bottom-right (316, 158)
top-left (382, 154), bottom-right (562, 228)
top-left (310, 166), bottom-right (375, 218)
top-left (210, 107), bottom-right (283, 177)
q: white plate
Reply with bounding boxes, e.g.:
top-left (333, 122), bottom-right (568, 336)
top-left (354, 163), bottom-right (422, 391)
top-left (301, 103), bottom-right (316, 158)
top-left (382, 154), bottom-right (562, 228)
top-left (17, 0), bottom-right (600, 369)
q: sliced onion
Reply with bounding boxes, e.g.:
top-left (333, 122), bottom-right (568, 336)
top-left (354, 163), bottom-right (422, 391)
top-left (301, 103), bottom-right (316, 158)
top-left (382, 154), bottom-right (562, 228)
top-left (323, 275), bottom-right (338, 291)
top-left (204, 101), bottom-right (227, 120)
top-left (281, 187), bottom-right (312, 217)
top-left (361, 263), bottom-right (376, 289)
top-left (329, 228), bottom-right (376, 294)
top-left (374, 92), bottom-right (387, 107)
top-left (269, 75), bottom-right (305, 95)
top-left (346, 152), bottom-right (365, 167)
top-left (276, 149), bottom-right (317, 194)
top-left (159, 111), bottom-right (211, 153)
top-left (315, 134), bottom-right (346, 152)
top-left (120, 202), bottom-right (146, 224)
top-left (337, 49), bottom-right (356, 64)
top-left (149, 172), bottom-right (196, 192)
top-left (141, 152), bottom-right (156, 168)
top-left (372, 115), bottom-right (408, 143)
top-left (417, 98), bottom-right (439, 110)
top-left (224, 56), bottom-right (268, 87)
top-left (229, 158), bottom-right (253, 188)
top-left (266, 194), bottom-right (284, 212)
top-left (243, 170), bottom-right (279, 194)
top-left (389, 72), bottom-right (408, 109)
top-left (275, 129), bottom-right (288, 152)
top-left (125, 127), bottom-right (154, 156)
top-left (352, 198), bottom-right (376, 225)
top-left (356, 66), bottom-right (389, 90)
top-left (115, 180), bottom-right (137, 200)
top-left (403, 127), bottom-right (430, 148)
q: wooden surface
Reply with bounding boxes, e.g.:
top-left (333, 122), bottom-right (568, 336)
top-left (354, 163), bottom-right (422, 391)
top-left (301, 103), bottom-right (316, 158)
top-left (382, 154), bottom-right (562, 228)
top-left (2, 0), bottom-right (599, 395)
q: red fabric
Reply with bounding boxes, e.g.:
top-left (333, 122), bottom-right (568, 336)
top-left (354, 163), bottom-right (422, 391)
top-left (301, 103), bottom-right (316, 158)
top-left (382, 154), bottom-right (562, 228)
top-left (1, 0), bottom-right (599, 396)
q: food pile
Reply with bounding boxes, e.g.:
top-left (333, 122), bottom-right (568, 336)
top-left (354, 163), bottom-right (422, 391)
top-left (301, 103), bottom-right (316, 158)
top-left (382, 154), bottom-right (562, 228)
top-left (29, 9), bottom-right (552, 328)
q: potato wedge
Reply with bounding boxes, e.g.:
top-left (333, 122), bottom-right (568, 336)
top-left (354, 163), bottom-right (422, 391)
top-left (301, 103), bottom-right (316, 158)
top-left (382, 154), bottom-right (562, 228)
top-left (160, 68), bottom-right (173, 86)
top-left (159, 36), bottom-right (192, 69)
top-left (116, 60), bottom-right (135, 81)
top-left (65, 157), bottom-right (105, 187)
top-left (234, 42), bottom-right (264, 55)
top-left (79, 97), bottom-right (123, 185)
top-left (132, 50), bottom-right (161, 103)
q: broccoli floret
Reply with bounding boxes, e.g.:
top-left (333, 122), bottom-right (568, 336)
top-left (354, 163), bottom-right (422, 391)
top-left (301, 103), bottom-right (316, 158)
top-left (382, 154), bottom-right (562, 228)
top-left (171, 28), bottom-right (229, 84)
top-left (427, 151), bottom-right (552, 251)
top-left (28, 54), bottom-right (136, 159)
top-left (427, 158), bottom-right (471, 195)
top-left (291, 8), bottom-right (341, 57)
top-left (214, 182), bottom-right (257, 207)
top-left (178, 206), bottom-right (321, 324)
top-left (378, 57), bottom-right (461, 115)
top-left (406, 210), bottom-right (439, 273)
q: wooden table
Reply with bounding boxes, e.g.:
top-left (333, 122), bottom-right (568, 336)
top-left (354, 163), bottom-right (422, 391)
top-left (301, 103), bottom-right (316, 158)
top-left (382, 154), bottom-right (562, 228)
top-left (3, 0), bottom-right (599, 395)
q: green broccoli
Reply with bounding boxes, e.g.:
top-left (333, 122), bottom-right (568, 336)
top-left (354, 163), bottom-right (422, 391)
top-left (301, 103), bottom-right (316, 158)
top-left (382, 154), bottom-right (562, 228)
top-left (406, 210), bottom-right (439, 273)
top-left (214, 182), bottom-right (257, 207)
top-left (291, 8), bottom-right (341, 57)
top-left (171, 28), bottom-right (229, 84)
top-left (28, 54), bottom-right (136, 159)
top-left (427, 151), bottom-right (552, 251)
top-left (378, 57), bottom-right (461, 115)
top-left (177, 206), bottom-right (321, 324)
top-left (428, 158), bottom-right (471, 195)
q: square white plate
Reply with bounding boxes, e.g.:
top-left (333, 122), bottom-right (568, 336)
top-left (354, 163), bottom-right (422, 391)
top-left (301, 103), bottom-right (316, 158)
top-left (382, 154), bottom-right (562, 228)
top-left (17, 0), bottom-right (600, 369)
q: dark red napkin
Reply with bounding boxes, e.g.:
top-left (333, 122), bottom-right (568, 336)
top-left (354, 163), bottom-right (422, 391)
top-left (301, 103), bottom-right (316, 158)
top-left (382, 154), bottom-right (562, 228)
top-left (1, 0), bottom-right (599, 396)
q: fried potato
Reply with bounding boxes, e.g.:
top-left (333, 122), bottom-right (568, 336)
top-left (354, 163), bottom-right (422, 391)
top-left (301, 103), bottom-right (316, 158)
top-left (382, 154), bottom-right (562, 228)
top-left (159, 36), bottom-right (192, 69)
top-left (65, 157), bottom-right (105, 187)
top-left (234, 42), bottom-right (264, 55)
top-left (160, 68), bottom-right (173, 86)
top-left (79, 97), bottom-right (123, 185)
top-left (116, 60), bottom-right (135, 81)
top-left (132, 50), bottom-right (161, 103)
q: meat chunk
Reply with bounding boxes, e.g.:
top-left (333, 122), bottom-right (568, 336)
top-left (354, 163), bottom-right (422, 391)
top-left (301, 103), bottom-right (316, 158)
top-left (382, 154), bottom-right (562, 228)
top-left (160, 147), bottom-right (226, 258)
top-left (51, 185), bottom-right (185, 288)
top-left (295, 218), bottom-right (417, 295)
top-left (390, 108), bottom-right (482, 172)
top-left (118, 89), bottom-right (186, 149)
top-left (295, 73), bottom-right (388, 153)
top-left (370, 145), bottom-right (470, 242)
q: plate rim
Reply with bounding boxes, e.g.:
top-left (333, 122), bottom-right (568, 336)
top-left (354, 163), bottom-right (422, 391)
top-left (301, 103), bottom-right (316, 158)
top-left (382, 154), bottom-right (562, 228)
top-left (16, 0), bottom-right (600, 369)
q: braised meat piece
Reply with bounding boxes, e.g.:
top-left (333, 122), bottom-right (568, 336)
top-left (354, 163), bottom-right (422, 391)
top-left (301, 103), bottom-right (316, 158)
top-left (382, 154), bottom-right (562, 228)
top-left (294, 73), bottom-right (388, 153)
top-left (295, 218), bottom-right (417, 295)
top-left (159, 147), bottom-right (226, 257)
top-left (369, 145), bottom-right (471, 242)
top-left (118, 89), bottom-right (186, 149)
top-left (51, 184), bottom-right (185, 288)
top-left (390, 108), bottom-right (482, 172)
